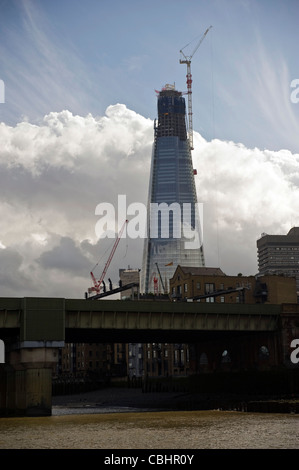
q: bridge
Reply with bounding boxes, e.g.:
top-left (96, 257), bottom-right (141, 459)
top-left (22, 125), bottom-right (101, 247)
top-left (0, 297), bottom-right (298, 416)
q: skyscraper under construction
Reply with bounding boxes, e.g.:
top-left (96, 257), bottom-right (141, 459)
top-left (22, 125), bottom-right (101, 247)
top-left (141, 84), bottom-right (205, 294)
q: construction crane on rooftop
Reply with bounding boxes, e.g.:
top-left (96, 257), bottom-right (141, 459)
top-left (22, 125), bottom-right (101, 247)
top-left (88, 219), bottom-right (128, 296)
top-left (155, 262), bottom-right (166, 294)
top-left (180, 25), bottom-right (212, 151)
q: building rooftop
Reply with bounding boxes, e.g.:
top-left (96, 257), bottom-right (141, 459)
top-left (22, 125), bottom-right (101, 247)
top-left (287, 227), bottom-right (299, 237)
top-left (258, 227), bottom-right (299, 241)
top-left (178, 266), bottom-right (226, 276)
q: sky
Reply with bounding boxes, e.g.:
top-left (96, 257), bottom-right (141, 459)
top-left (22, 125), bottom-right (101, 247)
top-left (0, 0), bottom-right (298, 298)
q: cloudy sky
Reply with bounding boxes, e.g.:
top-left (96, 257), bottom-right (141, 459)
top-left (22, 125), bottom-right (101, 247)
top-left (0, 0), bottom-right (298, 298)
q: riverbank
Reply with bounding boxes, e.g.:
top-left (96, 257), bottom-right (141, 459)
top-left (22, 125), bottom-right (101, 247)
top-left (52, 387), bottom-right (188, 411)
top-left (52, 386), bottom-right (299, 414)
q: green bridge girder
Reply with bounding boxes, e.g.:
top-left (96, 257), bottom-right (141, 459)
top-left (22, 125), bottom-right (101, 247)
top-left (0, 297), bottom-right (281, 344)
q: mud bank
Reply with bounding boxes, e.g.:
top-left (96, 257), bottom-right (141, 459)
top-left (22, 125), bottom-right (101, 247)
top-left (52, 386), bottom-right (299, 414)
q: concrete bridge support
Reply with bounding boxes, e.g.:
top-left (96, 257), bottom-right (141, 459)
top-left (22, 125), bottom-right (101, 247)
top-left (0, 344), bottom-right (60, 416)
top-left (0, 297), bottom-right (65, 416)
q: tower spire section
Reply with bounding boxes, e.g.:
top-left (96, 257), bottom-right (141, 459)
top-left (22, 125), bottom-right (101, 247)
top-left (141, 85), bottom-right (205, 294)
top-left (180, 25), bottom-right (212, 151)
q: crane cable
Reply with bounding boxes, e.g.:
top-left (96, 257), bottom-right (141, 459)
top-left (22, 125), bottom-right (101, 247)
top-left (91, 222), bottom-right (128, 274)
top-left (209, 28), bottom-right (220, 267)
top-left (91, 240), bottom-right (113, 274)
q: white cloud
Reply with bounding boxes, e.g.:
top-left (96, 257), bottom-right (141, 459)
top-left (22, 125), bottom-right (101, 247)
top-left (0, 104), bottom-right (152, 297)
top-left (0, 104), bottom-right (298, 297)
top-left (193, 132), bottom-right (299, 273)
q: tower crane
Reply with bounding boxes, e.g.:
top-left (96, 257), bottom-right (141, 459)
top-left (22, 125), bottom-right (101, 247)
top-left (155, 262), bottom-right (165, 294)
top-left (88, 219), bottom-right (128, 295)
top-left (149, 271), bottom-right (159, 295)
top-left (180, 25), bottom-right (212, 151)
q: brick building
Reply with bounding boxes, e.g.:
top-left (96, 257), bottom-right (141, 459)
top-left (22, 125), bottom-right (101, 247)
top-left (169, 265), bottom-right (297, 304)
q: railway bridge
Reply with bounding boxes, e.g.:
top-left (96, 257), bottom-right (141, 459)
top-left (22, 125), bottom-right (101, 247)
top-left (0, 297), bottom-right (298, 416)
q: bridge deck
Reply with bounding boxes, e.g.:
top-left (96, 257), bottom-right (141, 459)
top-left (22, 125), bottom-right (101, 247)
top-left (0, 297), bottom-right (282, 344)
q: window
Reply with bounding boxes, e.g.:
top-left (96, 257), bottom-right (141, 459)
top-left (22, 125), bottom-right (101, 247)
top-left (199, 352), bottom-right (208, 365)
top-left (259, 345), bottom-right (269, 359)
top-left (221, 350), bottom-right (231, 363)
top-left (196, 282), bottom-right (200, 290)
top-left (181, 349), bottom-right (184, 364)
top-left (205, 283), bottom-right (215, 294)
top-left (184, 283), bottom-right (188, 292)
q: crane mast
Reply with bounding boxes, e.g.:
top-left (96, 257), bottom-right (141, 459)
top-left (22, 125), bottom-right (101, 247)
top-left (89, 219), bottom-right (128, 295)
top-left (180, 25), bottom-right (212, 151)
top-left (155, 262), bottom-right (165, 294)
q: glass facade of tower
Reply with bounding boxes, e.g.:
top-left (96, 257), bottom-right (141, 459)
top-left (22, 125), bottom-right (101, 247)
top-left (141, 85), bottom-right (205, 294)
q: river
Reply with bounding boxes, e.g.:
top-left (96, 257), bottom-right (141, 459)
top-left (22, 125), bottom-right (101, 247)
top-left (0, 405), bottom-right (298, 449)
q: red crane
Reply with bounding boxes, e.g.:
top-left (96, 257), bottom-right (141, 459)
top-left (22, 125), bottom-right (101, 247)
top-left (89, 219), bottom-right (128, 294)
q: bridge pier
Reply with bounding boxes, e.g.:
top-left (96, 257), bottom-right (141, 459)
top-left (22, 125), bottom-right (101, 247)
top-left (0, 343), bottom-right (61, 416)
top-left (0, 297), bottom-right (65, 416)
